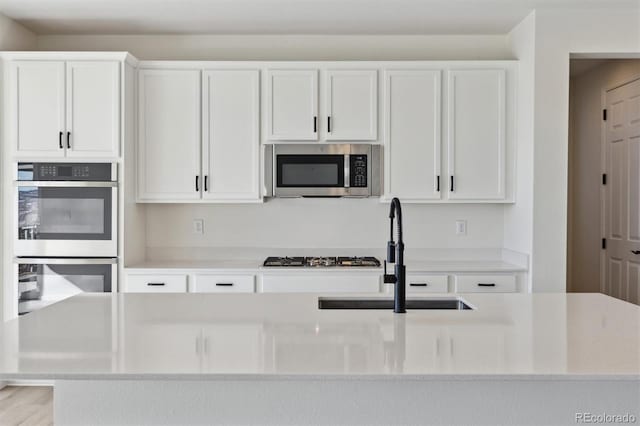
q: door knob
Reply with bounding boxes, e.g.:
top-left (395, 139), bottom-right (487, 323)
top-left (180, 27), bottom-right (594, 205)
top-left (632, 250), bottom-right (640, 255)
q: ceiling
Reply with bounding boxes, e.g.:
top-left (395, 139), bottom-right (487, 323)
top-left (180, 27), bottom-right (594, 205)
top-left (0, 0), bottom-right (636, 35)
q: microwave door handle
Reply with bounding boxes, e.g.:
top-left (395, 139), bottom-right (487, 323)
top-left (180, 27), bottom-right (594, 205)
top-left (344, 154), bottom-right (350, 188)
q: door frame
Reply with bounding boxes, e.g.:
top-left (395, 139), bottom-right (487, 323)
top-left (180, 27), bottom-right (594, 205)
top-left (600, 73), bottom-right (640, 293)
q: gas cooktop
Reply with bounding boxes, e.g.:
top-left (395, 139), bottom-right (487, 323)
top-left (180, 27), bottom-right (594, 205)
top-left (263, 256), bottom-right (381, 268)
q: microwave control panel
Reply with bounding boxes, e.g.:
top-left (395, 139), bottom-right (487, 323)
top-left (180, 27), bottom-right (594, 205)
top-left (349, 155), bottom-right (368, 188)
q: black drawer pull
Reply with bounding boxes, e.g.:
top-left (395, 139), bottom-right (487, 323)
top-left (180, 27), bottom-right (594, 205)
top-left (313, 116), bottom-right (317, 133)
top-left (410, 283), bottom-right (428, 287)
top-left (477, 283), bottom-right (496, 287)
top-left (631, 250), bottom-right (640, 255)
top-left (216, 283), bottom-right (234, 287)
top-left (59, 131), bottom-right (63, 149)
top-left (67, 131), bottom-right (71, 149)
top-left (147, 282), bottom-right (165, 286)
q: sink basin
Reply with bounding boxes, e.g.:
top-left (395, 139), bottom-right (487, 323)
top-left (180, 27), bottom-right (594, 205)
top-left (318, 298), bottom-right (473, 310)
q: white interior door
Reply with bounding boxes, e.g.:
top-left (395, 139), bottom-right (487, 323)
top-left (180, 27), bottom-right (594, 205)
top-left (267, 69), bottom-right (318, 140)
top-left (447, 69), bottom-right (506, 200)
top-left (202, 70), bottom-right (260, 201)
top-left (138, 69), bottom-right (202, 201)
top-left (11, 61), bottom-right (66, 158)
top-left (604, 77), bottom-right (640, 304)
top-left (65, 61), bottom-right (120, 158)
top-left (325, 70), bottom-right (377, 140)
top-left (384, 69), bottom-right (441, 201)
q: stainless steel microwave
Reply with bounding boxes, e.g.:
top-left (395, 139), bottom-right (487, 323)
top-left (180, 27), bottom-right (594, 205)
top-left (266, 144), bottom-right (381, 197)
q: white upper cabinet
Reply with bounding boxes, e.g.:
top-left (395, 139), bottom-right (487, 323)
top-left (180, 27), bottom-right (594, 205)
top-left (447, 69), bottom-right (506, 200)
top-left (202, 70), bottom-right (261, 202)
top-left (325, 70), bottom-right (377, 140)
top-left (267, 70), bottom-right (318, 141)
top-left (11, 61), bottom-right (66, 158)
top-left (11, 60), bottom-right (120, 159)
top-left (384, 69), bottom-right (441, 201)
top-left (65, 61), bottom-right (120, 158)
top-left (138, 69), bottom-right (202, 201)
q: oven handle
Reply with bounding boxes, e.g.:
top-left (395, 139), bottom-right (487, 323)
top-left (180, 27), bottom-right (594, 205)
top-left (14, 181), bottom-right (118, 188)
top-left (14, 257), bottom-right (118, 265)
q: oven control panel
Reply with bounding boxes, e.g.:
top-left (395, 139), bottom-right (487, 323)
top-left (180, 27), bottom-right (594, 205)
top-left (18, 163), bottom-right (113, 181)
top-left (349, 155), bottom-right (368, 188)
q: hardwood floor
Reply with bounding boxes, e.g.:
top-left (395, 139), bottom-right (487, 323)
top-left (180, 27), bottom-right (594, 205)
top-left (0, 386), bottom-right (53, 426)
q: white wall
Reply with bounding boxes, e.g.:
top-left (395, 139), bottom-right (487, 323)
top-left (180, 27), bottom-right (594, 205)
top-left (145, 200), bottom-right (505, 250)
top-left (531, 6), bottom-right (640, 292)
top-left (36, 34), bottom-right (511, 60)
top-left (505, 11), bottom-right (535, 290)
top-left (0, 13), bottom-right (36, 50)
top-left (568, 60), bottom-right (640, 293)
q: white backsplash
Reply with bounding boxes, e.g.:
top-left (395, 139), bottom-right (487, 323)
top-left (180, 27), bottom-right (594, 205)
top-left (145, 198), bottom-right (505, 252)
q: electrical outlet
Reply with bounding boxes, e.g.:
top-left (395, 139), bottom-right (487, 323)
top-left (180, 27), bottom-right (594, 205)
top-left (193, 219), bottom-right (204, 235)
top-left (455, 220), bottom-right (467, 236)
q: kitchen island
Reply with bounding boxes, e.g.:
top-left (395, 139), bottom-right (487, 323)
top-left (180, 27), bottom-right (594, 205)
top-left (0, 293), bottom-right (638, 425)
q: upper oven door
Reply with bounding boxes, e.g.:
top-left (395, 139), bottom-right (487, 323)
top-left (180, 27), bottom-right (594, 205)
top-left (14, 181), bottom-right (118, 257)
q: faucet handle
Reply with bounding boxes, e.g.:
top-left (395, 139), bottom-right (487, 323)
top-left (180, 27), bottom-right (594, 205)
top-left (387, 241), bottom-right (396, 263)
top-left (383, 260), bottom-right (397, 284)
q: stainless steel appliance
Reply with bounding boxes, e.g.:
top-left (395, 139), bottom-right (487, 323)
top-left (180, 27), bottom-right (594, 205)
top-left (263, 256), bottom-right (381, 268)
top-left (15, 162), bottom-right (117, 257)
top-left (15, 257), bottom-right (117, 315)
top-left (268, 144), bottom-right (381, 197)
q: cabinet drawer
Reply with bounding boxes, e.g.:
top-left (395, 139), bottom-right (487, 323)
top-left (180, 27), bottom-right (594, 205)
top-left (262, 275), bottom-right (380, 293)
top-left (384, 274), bottom-right (448, 293)
top-left (125, 274), bottom-right (187, 293)
top-left (192, 274), bottom-right (255, 293)
top-left (454, 274), bottom-right (516, 293)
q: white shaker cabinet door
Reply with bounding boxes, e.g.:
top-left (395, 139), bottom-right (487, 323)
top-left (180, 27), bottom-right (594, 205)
top-left (138, 69), bottom-right (202, 201)
top-left (65, 61), bottom-right (120, 158)
top-left (384, 69), bottom-right (442, 201)
top-left (325, 70), bottom-right (377, 140)
top-left (267, 69), bottom-right (318, 141)
top-left (447, 69), bottom-right (506, 200)
top-left (202, 70), bottom-right (260, 202)
top-left (11, 61), bottom-right (66, 158)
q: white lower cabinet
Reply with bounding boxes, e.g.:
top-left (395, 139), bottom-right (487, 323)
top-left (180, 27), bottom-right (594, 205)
top-left (261, 274), bottom-right (380, 293)
top-left (384, 274), bottom-right (449, 294)
top-left (125, 274), bottom-right (188, 293)
top-left (453, 274), bottom-right (516, 293)
top-left (192, 274), bottom-right (255, 293)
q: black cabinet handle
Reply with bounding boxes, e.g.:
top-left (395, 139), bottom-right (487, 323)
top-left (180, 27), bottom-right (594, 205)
top-left (59, 132), bottom-right (63, 149)
top-left (66, 131), bottom-right (71, 149)
top-left (147, 282), bottom-right (165, 286)
top-left (478, 283), bottom-right (496, 287)
top-left (216, 283), bottom-right (233, 287)
top-left (327, 116), bottom-right (331, 133)
top-left (632, 250), bottom-right (640, 255)
top-left (436, 176), bottom-right (440, 192)
top-left (450, 176), bottom-right (455, 192)
top-left (313, 116), bottom-right (317, 133)
top-left (195, 176), bottom-right (199, 192)
top-left (204, 176), bottom-right (208, 192)
top-left (410, 283), bottom-right (428, 287)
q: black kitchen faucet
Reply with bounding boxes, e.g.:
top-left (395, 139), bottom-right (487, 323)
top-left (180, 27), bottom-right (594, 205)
top-left (384, 197), bottom-right (406, 313)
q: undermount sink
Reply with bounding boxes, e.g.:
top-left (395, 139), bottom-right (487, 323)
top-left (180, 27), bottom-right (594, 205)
top-left (318, 298), bottom-right (473, 310)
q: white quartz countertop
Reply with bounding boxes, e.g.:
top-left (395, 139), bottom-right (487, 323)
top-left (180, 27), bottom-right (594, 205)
top-left (125, 259), bottom-right (526, 273)
top-left (1, 293), bottom-right (637, 380)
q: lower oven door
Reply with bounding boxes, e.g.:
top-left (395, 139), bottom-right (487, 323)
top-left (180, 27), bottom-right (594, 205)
top-left (15, 257), bottom-right (117, 315)
top-left (14, 181), bottom-right (118, 257)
